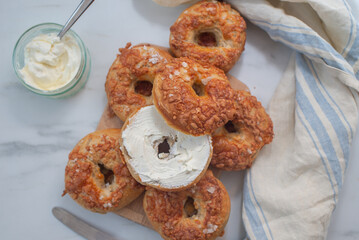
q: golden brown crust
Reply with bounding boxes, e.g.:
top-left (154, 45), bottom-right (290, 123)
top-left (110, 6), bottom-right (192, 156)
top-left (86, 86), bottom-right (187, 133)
top-left (170, 0), bottom-right (246, 72)
top-left (153, 57), bottom-right (237, 136)
top-left (211, 90), bottom-right (274, 171)
top-left (119, 107), bottom-right (213, 192)
top-left (64, 129), bottom-right (145, 213)
top-left (105, 43), bottom-right (173, 122)
top-left (144, 170), bottom-right (230, 240)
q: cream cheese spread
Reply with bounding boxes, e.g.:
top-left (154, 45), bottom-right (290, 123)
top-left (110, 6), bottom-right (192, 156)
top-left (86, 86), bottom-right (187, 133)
top-left (121, 106), bottom-right (212, 189)
top-left (19, 33), bottom-right (81, 91)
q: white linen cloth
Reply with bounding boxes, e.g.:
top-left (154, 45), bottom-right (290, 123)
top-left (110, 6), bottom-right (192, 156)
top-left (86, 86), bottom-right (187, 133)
top-left (227, 0), bottom-right (359, 239)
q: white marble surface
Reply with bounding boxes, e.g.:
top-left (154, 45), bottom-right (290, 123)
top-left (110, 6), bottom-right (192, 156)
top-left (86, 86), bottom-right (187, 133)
top-left (0, 0), bottom-right (358, 239)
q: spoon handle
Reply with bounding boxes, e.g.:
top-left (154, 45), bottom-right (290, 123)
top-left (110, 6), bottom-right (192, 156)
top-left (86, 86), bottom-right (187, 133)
top-left (58, 0), bottom-right (95, 39)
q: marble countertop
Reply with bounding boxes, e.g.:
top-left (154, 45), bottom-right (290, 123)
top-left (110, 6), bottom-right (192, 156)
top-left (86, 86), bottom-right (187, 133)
top-left (0, 0), bottom-right (358, 239)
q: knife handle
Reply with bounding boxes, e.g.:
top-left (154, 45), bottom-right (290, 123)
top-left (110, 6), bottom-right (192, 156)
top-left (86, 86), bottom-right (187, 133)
top-left (52, 207), bottom-right (118, 240)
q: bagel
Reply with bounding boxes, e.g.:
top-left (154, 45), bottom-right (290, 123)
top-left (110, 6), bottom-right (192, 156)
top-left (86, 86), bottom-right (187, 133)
top-left (211, 90), bottom-right (274, 170)
top-left (120, 105), bottom-right (213, 191)
top-left (64, 129), bottom-right (145, 213)
top-left (153, 57), bottom-right (236, 136)
top-left (105, 43), bottom-right (173, 122)
top-left (144, 170), bottom-right (230, 240)
top-left (170, 0), bottom-right (246, 72)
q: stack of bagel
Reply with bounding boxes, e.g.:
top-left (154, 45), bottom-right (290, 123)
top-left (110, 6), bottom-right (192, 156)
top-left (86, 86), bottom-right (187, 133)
top-left (63, 1), bottom-right (274, 240)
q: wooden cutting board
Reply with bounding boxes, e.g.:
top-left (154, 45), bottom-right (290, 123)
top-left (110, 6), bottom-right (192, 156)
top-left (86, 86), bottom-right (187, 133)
top-left (96, 74), bottom-right (249, 229)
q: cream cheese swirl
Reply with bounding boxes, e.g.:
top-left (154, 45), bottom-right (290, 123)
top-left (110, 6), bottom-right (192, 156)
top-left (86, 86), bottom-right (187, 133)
top-left (19, 33), bottom-right (81, 91)
top-left (121, 106), bottom-right (212, 190)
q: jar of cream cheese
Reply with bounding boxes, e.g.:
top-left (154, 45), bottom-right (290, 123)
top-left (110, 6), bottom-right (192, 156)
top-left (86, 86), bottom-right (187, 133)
top-left (13, 23), bottom-right (91, 98)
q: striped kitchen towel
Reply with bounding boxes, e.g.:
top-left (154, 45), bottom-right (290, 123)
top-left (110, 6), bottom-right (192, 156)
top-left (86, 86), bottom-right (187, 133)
top-left (228, 0), bottom-right (359, 239)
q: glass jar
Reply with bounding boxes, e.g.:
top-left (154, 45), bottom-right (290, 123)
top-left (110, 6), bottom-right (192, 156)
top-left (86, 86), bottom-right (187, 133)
top-left (12, 23), bottom-right (91, 98)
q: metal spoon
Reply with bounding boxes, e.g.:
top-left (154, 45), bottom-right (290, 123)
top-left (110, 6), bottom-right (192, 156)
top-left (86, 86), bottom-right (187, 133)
top-left (58, 0), bottom-right (95, 39)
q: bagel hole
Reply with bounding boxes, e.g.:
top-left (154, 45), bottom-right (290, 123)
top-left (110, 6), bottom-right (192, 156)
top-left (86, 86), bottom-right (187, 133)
top-left (98, 163), bottom-right (114, 185)
top-left (158, 139), bottom-right (170, 159)
top-left (197, 32), bottom-right (217, 47)
top-left (184, 197), bottom-right (198, 217)
top-left (134, 80), bottom-right (153, 97)
top-left (192, 82), bottom-right (205, 96)
top-left (224, 121), bottom-right (238, 133)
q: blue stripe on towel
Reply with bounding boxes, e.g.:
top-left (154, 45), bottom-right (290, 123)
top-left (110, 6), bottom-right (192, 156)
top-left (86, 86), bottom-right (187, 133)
top-left (341, 0), bottom-right (355, 56)
top-left (297, 55), bottom-right (350, 167)
top-left (253, 22), bottom-right (354, 76)
top-left (345, 29), bottom-right (359, 73)
top-left (295, 62), bottom-right (343, 188)
top-left (251, 14), bottom-right (359, 78)
top-left (250, 18), bottom-right (311, 31)
top-left (243, 173), bottom-right (269, 240)
top-left (249, 169), bottom-right (274, 240)
top-left (340, 0), bottom-right (359, 71)
top-left (296, 109), bottom-right (337, 203)
top-left (308, 59), bottom-right (354, 143)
